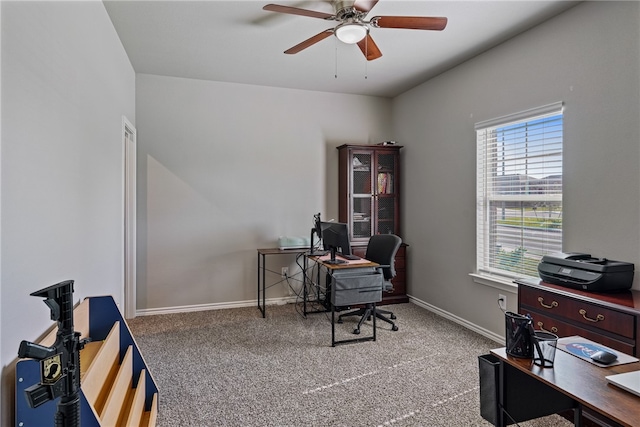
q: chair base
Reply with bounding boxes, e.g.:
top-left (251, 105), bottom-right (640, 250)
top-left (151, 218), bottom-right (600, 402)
top-left (337, 304), bottom-right (398, 334)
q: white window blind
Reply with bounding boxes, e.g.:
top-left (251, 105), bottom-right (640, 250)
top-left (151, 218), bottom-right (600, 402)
top-left (476, 102), bottom-right (563, 279)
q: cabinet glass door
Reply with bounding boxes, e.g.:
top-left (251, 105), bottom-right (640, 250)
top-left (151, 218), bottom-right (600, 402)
top-left (350, 151), bottom-right (373, 240)
top-left (374, 152), bottom-right (397, 235)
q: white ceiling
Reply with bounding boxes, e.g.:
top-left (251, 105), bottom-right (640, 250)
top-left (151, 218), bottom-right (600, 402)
top-left (103, 0), bottom-right (580, 98)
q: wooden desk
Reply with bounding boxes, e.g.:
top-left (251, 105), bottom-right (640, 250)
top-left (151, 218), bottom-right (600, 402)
top-left (305, 254), bottom-right (381, 346)
top-left (257, 247), bottom-right (308, 318)
top-left (486, 347), bottom-right (640, 426)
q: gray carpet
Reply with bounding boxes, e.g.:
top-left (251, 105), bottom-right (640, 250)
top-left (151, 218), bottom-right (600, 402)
top-left (128, 302), bottom-right (570, 426)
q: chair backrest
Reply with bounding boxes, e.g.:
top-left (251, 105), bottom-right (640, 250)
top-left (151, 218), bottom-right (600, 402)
top-left (365, 234), bottom-right (402, 281)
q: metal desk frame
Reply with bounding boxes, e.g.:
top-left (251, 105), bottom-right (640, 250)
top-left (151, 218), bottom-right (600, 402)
top-left (305, 254), bottom-right (381, 347)
top-left (256, 247), bottom-right (307, 318)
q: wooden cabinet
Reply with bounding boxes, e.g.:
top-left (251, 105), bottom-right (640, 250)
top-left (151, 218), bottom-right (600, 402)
top-left (518, 279), bottom-right (640, 357)
top-left (338, 144), bottom-right (407, 305)
top-left (338, 144), bottom-right (402, 242)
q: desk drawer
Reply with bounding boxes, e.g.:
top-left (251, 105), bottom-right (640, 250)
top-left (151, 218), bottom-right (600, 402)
top-left (520, 287), bottom-right (634, 339)
top-left (527, 310), bottom-right (635, 356)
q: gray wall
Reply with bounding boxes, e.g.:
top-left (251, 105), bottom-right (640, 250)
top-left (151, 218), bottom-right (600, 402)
top-left (393, 1), bottom-right (640, 338)
top-left (0, 2), bottom-right (135, 423)
top-left (135, 74), bottom-right (393, 311)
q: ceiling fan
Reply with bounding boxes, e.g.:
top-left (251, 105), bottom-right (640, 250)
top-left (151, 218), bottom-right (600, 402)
top-left (262, 0), bottom-right (448, 61)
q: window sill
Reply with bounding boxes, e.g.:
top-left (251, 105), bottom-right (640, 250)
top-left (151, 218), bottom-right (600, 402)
top-left (469, 273), bottom-right (518, 293)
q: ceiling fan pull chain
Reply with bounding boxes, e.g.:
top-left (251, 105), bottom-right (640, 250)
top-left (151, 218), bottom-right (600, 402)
top-left (335, 40), bottom-right (338, 79)
top-left (364, 36), bottom-right (368, 79)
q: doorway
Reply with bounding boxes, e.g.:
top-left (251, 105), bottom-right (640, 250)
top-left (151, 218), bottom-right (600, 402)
top-left (123, 117), bottom-right (137, 319)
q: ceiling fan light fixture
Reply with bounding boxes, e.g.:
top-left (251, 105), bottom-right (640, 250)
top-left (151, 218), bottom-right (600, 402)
top-left (335, 22), bottom-right (368, 44)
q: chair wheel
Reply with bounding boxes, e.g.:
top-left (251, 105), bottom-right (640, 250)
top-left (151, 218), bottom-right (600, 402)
top-left (353, 329), bottom-right (360, 335)
top-left (392, 325), bottom-right (399, 331)
top-left (390, 314), bottom-right (397, 320)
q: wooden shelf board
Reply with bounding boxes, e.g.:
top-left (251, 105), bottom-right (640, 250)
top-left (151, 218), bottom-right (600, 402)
top-left (82, 321), bottom-right (121, 408)
top-left (101, 345), bottom-right (134, 426)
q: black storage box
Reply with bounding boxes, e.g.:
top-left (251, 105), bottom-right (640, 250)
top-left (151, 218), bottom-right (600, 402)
top-left (478, 354), bottom-right (501, 426)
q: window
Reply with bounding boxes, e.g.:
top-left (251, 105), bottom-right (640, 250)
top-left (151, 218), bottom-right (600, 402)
top-left (476, 102), bottom-right (563, 279)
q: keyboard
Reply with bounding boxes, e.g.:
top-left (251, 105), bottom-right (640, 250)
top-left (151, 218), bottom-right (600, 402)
top-left (341, 254), bottom-right (361, 261)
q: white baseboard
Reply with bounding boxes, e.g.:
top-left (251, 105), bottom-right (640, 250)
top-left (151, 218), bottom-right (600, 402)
top-left (136, 295), bottom-right (296, 316)
top-left (408, 294), bottom-right (504, 345)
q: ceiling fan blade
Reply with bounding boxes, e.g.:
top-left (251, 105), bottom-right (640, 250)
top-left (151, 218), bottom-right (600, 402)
top-left (353, 0), bottom-right (379, 13)
top-left (372, 16), bottom-right (448, 31)
top-left (263, 4), bottom-right (334, 20)
top-left (284, 29), bottom-right (334, 54)
top-left (357, 34), bottom-right (382, 61)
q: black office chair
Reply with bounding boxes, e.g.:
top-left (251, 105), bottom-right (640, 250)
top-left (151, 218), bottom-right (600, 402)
top-left (337, 234), bottom-right (402, 334)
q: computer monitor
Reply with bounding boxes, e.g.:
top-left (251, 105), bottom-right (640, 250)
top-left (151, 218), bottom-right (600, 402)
top-left (320, 221), bottom-right (352, 264)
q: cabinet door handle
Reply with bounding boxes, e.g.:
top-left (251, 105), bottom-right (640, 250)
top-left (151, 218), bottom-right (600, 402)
top-left (536, 321), bottom-right (558, 334)
top-left (537, 297), bottom-right (558, 309)
top-left (579, 308), bottom-right (605, 322)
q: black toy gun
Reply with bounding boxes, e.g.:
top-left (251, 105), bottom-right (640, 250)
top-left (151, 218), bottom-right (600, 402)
top-left (17, 280), bottom-right (89, 427)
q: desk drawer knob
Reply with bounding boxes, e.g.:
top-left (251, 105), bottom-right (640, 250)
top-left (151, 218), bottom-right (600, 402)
top-left (537, 297), bottom-right (558, 309)
top-left (537, 321), bottom-right (558, 333)
top-left (579, 309), bottom-right (605, 322)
